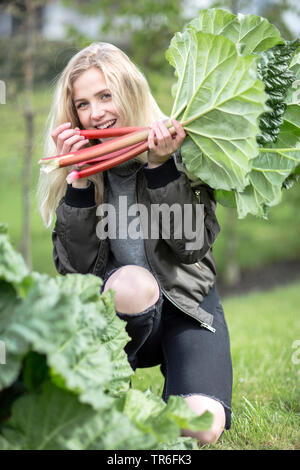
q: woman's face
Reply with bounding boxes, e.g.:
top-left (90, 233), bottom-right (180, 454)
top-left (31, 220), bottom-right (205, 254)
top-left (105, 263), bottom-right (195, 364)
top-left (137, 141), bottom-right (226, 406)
top-left (73, 67), bottom-right (125, 131)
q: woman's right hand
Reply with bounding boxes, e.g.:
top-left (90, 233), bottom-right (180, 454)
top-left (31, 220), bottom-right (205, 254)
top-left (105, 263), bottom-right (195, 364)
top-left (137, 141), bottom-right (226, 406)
top-left (51, 122), bottom-right (90, 188)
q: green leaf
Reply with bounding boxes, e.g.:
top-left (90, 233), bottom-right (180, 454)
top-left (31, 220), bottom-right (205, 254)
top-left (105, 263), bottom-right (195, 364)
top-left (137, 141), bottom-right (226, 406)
top-left (0, 281), bottom-right (21, 334)
top-left (157, 436), bottom-right (200, 450)
top-left (0, 435), bottom-right (18, 450)
top-left (235, 104), bottom-right (300, 217)
top-left (99, 289), bottom-right (133, 396)
top-left (0, 230), bottom-right (32, 298)
top-left (0, 381), bottom-right (154, 450)
top-left (18, 273), bottom-right (113, 409)
top-left (188, 9), bottom-right (284, 56)
top-left (0, 227), bottom-right (133, 406)
top-left (188, 8), bottom-right (239, 44)
top-left (120, 389), bottom-right (212, 445)
top-left (22, 352), bottom-right (49, 392)
top-left (286, 50), bottom-right (300, 105)
top-left (0, 272), bottom-right (131, 409)
top-left (166, 29), bottom-right (267, 191)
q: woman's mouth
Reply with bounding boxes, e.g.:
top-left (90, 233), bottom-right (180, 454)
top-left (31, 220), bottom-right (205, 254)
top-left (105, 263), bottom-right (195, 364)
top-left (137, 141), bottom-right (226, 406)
top-left (95, 119), bottom-right (117, 129)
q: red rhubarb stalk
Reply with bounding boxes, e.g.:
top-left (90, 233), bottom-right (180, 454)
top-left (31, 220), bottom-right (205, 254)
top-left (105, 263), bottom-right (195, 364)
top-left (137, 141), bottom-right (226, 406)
top-left (79, 126), bottom-right (145, 139)
top-left (77, 141), bottom-right (143, 167)
top-left (39, 120), bottom-right (177, 173)
top-left (39, 128), bottom-right (150, 169)
top-left (66, 140), bottom-right (148, 183)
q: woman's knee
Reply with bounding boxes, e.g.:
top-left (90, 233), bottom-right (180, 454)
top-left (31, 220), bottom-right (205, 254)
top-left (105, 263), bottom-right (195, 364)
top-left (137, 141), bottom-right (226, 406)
top-left (103, 265), bottom-right (160, 314)
top-left (180, 395), bottom-right (226, 446)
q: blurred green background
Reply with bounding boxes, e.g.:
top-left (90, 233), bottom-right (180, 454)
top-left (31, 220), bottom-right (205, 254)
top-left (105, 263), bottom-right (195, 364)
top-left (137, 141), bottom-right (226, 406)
top-left (0, 0), bottom-right (299, 288)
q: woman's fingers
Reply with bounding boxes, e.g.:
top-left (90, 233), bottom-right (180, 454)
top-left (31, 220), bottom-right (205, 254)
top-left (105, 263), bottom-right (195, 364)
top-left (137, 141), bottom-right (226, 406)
top-left (51, 123), bottom-right (88, 155)
top-left (58, 130), bottom-right (80, 153)
top-left (148, 121), bottom-right (170, 155)
top-left (171, 119), bottom-right (186, 141)
top-left (148, 127), bottom-right (157, 152)
top-left (61, 134), bottom-right (88, 154)
top-left (72, 138), bottom-right (89, 151)
top-left (51, 122), bottom-right (71, 145)
top-left (148, 119), bottom-right (186, 157)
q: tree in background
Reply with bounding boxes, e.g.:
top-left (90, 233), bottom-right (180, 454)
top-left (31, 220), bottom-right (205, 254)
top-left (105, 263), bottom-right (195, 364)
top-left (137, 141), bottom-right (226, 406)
top-left (3, 0), bottom-right (49, 269)
top-left (63, 0), bottom-right (186, 73)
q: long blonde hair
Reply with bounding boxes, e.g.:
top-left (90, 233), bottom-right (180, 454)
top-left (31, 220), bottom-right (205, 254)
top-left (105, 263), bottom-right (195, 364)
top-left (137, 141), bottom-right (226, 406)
top-left (37, 42), bottom-right (167, 228)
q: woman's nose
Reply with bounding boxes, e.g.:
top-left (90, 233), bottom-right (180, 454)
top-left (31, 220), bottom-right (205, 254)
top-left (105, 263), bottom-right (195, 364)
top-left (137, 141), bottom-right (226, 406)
top-left (91, 104), bottom-right (105, 120)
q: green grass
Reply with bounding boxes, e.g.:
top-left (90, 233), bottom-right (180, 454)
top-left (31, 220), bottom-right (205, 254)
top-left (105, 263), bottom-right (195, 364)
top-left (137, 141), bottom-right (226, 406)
top-left (131, 282), bottom-right (300, 450)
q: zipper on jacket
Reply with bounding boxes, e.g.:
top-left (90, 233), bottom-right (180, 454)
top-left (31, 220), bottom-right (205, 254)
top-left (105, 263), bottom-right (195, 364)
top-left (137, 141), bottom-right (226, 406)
top-left (160, 287), bottom-right (216, 333)
top-left (135, 173), bottom-right (216, 334)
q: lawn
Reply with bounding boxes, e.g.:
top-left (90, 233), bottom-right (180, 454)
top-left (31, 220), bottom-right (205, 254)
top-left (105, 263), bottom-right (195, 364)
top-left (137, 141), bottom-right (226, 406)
top-left (132, 281), bottom-right (300, 450)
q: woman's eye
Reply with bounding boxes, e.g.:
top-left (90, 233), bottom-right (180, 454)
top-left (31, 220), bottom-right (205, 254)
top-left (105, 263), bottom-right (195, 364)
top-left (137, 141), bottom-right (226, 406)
top-left (77, 102), bottom-right (87, 109)
top-left (102, 93), bottom-right (111, 100)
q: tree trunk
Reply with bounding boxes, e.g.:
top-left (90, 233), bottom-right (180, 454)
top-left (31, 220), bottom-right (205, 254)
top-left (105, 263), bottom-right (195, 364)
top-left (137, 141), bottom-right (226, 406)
top-left (220, 0), bottom-right (241, 288)
top-left (231, 0), bottom-right (239, 15)
top-left (222, 209), bottom-right (241, 287)
top-left (20, 0), bottom-right (36, 270)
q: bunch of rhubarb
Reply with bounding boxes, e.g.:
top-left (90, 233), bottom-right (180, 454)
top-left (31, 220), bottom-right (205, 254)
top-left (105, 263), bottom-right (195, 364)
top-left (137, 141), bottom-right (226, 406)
top-left (39, 126), bottom-right (148, 183)
top-left (39, 124), bottom-right (179, 183)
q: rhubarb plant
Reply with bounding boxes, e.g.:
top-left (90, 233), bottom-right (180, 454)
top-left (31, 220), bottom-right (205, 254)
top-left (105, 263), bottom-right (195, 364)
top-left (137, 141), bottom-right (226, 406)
top-left (0, 224), bottom-right (211, 450)
top-left (167, 9), bottom-right (300, 218)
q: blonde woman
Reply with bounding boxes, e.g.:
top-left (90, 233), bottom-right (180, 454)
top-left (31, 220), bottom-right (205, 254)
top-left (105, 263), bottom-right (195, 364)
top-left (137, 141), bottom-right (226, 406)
top-left (37, 42), bottom-right (232, 447)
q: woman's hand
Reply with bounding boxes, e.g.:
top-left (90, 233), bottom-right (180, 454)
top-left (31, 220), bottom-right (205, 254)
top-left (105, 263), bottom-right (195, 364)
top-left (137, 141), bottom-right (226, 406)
top-left (51, 122), bottom-right (90, 188)
top-left (147, 119), bottom-right (186, 169)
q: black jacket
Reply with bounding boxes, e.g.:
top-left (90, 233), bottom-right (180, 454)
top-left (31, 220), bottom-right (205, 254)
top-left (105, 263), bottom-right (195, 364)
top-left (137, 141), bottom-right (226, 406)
top-left (52, 156), bottom-right (221, 332)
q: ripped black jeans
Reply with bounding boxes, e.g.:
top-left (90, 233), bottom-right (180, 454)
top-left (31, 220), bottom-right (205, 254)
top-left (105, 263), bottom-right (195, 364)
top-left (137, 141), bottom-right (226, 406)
top-left (101, 268), bottom-right (233, 430)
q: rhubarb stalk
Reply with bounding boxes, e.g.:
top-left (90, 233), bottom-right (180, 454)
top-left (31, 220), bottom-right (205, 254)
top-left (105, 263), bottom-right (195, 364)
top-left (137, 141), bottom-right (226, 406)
top-left (39, 128), bottom-right (150, 171)
top-left (79, 126), bottom-right (145, 139)
top-left (77, 142), bottom-right (143, 167)
top-left (66, 140), bottom-right (149, 183)
top-left (39, 120), bottom-right (181, 175)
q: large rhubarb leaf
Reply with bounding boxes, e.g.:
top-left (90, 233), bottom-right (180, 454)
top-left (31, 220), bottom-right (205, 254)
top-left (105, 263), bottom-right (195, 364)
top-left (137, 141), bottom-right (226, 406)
top-left (120, 388), bottom-right (212, 447)
top-left (0, 229), bottom-right (133, 404)
top-left (0, 226), bottom-right (212, 450)
top-left (166, 29), bottom-right (268, 191)
top-left (0, 223), bottom-right (33, 298)
top-left (235, 104), bottom-right (300, 217)
top-left (0, 381), bottom-right (155, 450)
top-left (286, 50), bottom-right (300, 105)
top-left (217, 102), bottom-right (300, 218)
top-left (0, 380), bottom-right (209, 450)
top-left (96, 286), bottom-right (133, 396)
top-left (1, 272), bottom-right (129, 408)
top-left (0, 256), bottom-right (133, 409)
top-left (188, 8), bottom-right (283, 56)
top-left (167, 8), bottom-right (300, 218)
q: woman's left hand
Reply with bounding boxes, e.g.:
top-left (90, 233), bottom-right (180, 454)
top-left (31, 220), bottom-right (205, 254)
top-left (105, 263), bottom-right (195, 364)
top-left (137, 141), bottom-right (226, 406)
top-left (147, 119), bottom-right (186, 168)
